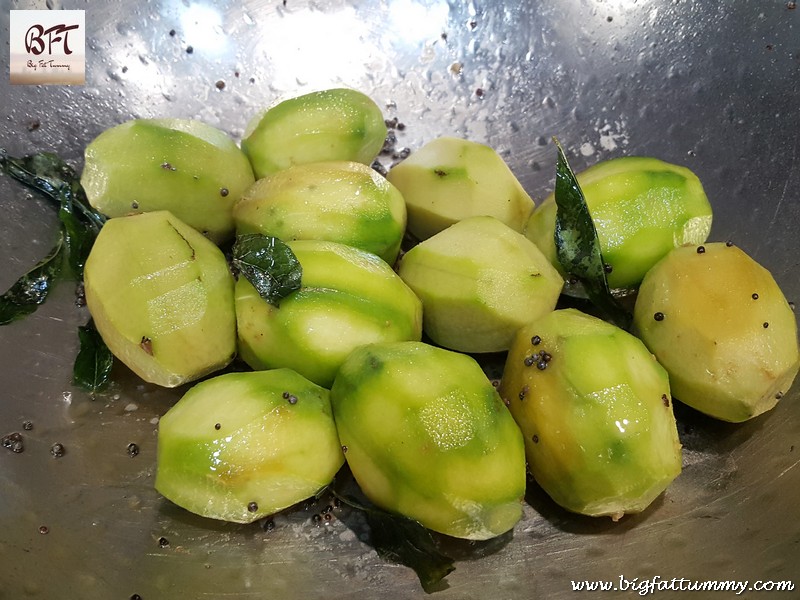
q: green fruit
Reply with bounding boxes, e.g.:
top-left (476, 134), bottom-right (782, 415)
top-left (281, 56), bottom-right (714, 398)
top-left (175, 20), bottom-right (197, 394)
top-left (398, 215), bottom-right (563, 353)
top-left (499, 309), bottom-right (682, 519)
top-left (236, 240), bottom-right (422, 388)
top-left (242, 88), bottom-right (387, 179)
top-left (156, 369), bottom-right (344, 523)
top-left (234, 161), bottom-right (406, 265)
top-left (331, 341), bottom-right (526, 540)
top-left (81, 118), bottom-right (255, 242)
top-left (525, 156), bottom-right (712, 290)
top-left (83, 211), bottom-right (236, 388)
top-left (633, 242), bottom-right (800, 422)
top-left (386, 137), bottom-right (534, 241)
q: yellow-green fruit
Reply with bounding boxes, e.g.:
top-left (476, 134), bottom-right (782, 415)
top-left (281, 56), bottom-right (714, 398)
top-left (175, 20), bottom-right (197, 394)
top-left (499, 309), bottom-right (682, 519)
top-left (331, 341), bottom-right (527, 540)
top-left (242, 88), bottom-right (387, 179)
top-left (525, 156), bottom-right (712, 290)
top-left (156, 369), bottom-right (344, 523)
top-left (386, 137), bottom-right (534, 241)
top-left (234, 161), bottom-right (406, 265)
top-left (398, 215), bottom-right (563, 353)
top-left (633, 242), bottom-right (800, 422)
top-left (84, 211), bottom-right (236, 388)
top-left (81, 118), bottom-right (255, 242)
top-left (236, 240), bottom-right (422, 388)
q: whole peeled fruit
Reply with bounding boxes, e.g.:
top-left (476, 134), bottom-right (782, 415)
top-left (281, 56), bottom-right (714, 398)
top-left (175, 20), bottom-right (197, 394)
top-left (82, 118), bottom-right (255, 242)
top-left (398, 215), bottom-right (562, 353)
top-left (499, 309), bottom-right (682, 519)
top-left (387, 137), bottom-right (534, 241)
top-left (331, 341), bottom-right (527, 540)
top-left (525, 156), bottom-right (712, 291)
top-left (156, 368), bottom-right (344, 523)
top-left (633, 242), bottom-right (799, 422)
top-left (242, 88), bottom-right (387, 179)
top-left (84, 210), bottom-right (236, 387)
top-left (236, 240), bottom-right (422, 388)
top-left (234, 161), bottom-right (406, 265)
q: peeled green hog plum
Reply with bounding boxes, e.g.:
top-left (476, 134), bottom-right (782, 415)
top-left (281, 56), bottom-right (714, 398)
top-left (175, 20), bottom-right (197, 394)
top-left (633, 242), bottom-right (800, 422)
top-left (236, 240), bottom-right (422, 388)
top-left (398, 215), bottom-right (563, 353)
top-left (331, 341), bottom-right (526, 540)
top-left (499, 309), bottom-right (682, 519)
top-left (525, 156), bottom-right (712, 290)
top-left (84, 211), bottom-right (236, 387)
top-left (386, 137), bottom-right (535, 240)
top-left (242, 88), bottom-right (387, 179)
top-left (81, 118), bottom-right (255, 242)
top-left (156, 369), bottom-right (344, 523)
top-left (234, 161), bottom-right (406, 264)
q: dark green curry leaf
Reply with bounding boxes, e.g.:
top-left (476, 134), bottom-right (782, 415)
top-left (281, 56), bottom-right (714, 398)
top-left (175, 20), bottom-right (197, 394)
top-left (0, 149), bottom-right (105, 280)
top-left (1, 149), bottom-right (112, 388)
top-left (58, 187), bottom-right (98, 277)
top-left (73, 322), bottom-right (114, 393)
top-left (232, 234), bottom-right (302, 306)
top-left (552, 138), bottom-right (631, 330)
top-left (331, 470), bottom-right (455, 593)
top-left (0, 233), bottom-right (65, 325)
top-left (0, 149), bottom-right (105, 231)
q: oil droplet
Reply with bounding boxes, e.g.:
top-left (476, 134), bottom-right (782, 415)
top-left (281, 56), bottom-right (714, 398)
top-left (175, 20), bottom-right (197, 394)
top-left (2, 432), bottom-right (24, 453)
top-left (50, 443), bottom-right (66, 458)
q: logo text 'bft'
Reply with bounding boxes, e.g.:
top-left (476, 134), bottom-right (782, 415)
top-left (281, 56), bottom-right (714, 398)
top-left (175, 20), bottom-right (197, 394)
top-left (25, 23), bottom-right (81, 56)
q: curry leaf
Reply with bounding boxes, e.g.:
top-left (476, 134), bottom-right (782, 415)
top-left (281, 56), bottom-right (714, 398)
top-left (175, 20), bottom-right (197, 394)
top-left (552, 138), bottom-right (631, 329)
top-left (1, 150), bottom-right (105, 278)
top-left (232, 234), bottom-right (302, 306)
top-left (1, 149), bottom-right (112, 388)
top-left (73, 322), bottom-right (114, 393)
top-left (0, 149), bottom-right (105, 233)
top-left (0, 233), bottom-right (65, 325)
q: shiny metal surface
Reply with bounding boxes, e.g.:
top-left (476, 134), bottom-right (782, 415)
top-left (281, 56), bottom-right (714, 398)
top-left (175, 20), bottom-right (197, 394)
top-left (1, 0), bottom-right (799, 597)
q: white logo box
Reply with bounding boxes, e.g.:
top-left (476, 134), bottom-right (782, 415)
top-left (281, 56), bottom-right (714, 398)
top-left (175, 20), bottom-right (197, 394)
top-left (10, 9), bottom-right (85, 85)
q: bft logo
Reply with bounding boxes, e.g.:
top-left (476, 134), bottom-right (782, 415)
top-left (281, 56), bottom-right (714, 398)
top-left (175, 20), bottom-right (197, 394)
top-left (10, 10), bottom-right (86, 85)
top-left (25, 23), bottom-right (81, 56)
